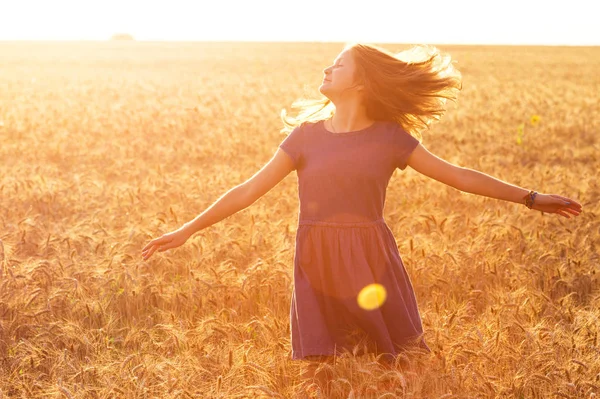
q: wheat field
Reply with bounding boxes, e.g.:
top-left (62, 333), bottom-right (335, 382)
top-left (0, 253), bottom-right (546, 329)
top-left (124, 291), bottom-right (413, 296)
top-left (0, 41), bottom-right (599, 398)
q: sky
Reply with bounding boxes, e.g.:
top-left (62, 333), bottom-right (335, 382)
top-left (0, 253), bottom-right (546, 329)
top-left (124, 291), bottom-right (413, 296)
top-left (0, 0), bottom-right (598, 46)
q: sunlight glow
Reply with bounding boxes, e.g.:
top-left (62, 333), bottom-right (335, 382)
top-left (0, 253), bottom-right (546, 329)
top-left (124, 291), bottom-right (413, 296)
top-left (0, 0), bottom-right (598, 45)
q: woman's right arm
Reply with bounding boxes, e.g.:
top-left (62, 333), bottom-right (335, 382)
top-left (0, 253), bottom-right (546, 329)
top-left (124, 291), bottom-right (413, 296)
top-left (182, 147), bottom-right (295, 235)
top-left (142, 148), bottom-right (295, 260)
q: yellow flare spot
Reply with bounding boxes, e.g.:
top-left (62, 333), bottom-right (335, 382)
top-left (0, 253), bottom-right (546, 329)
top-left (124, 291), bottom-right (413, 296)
top-left (357, 283), bottom-right (387, 310)
top-left (530, 115), bottom-right (541, 126)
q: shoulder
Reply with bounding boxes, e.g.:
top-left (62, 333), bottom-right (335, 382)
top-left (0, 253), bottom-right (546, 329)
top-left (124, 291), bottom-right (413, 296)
top-left (301, 120), bottom-right (322, 131)
top-left (377, 120), bottom-right (398, 131)
top-left (288, 120), bottom-right (320, 133)
top-left (386, 121), bottom-right (419, 142)
top-left (291, 120), bottom-right (323, 139)
top-left (379, 121), bottom-right (408, 134)
top-left (377, 120), bottom-right (407, 137)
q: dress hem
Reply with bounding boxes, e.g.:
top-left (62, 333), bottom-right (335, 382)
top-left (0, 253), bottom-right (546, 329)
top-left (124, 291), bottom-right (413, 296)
top-left (291, 333), bottom-right (431, 360)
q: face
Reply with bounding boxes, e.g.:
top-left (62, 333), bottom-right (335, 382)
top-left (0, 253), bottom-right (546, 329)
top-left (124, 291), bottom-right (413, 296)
top-left (319, 48), bottom-right (362, 100)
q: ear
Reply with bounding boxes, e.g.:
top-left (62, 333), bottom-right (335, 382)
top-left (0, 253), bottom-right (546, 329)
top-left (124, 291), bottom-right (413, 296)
top-left (352, 72), bottom-right (366, 91)
top-left (354, 78), bottom-right (366, 91)
top-left (347, 82), bottom-right (364, 92)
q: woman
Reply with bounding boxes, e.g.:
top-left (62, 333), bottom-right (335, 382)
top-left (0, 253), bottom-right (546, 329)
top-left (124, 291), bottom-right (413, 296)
top-left (142, 43), bottom-right (582, 392)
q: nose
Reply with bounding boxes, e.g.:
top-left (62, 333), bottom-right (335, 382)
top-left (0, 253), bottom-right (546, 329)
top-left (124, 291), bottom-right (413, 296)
top-left (323, 65), bottom-right (332, 75)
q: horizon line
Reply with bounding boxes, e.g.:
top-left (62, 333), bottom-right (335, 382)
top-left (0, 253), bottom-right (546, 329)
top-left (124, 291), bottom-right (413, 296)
top-left (0, 39), bottom-right (598, 47)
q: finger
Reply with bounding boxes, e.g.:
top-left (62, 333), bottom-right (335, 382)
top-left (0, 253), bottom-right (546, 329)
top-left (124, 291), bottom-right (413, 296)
top-left (143, 236), bottom-right (173, 252)
top-left (550, 194), bottom-right (577, 203)
top-left (142, 238), bottom-right (162, 252)
top-left (565, 201), bottom-right (583, 211)
top-left (143, 245), bottom-right (159, 260)
top-left (142, 246), bottom-right (157, 259)
top-left (552, 195), bottom-right (582, 208)
top-left (556, 210), bottom-right (570, 219)
top-left (567, 198), bottom-right (583, 207)
top-left (564, 207), bottom-right (581, 216)
top-left (157, 242), bottom-right (178, 252)
top-left (551, 196), bottom-right (576, 208)
top-left (142, 249), bottom-right (151, 260)
top-left (141, 246), bottom-right (154, 257)
top-left (568, 202), bottom-right (583, 211)
top-left (142, 242), bottom-right (159, 254)
top-left (143, 241), bottom-right (167, 255)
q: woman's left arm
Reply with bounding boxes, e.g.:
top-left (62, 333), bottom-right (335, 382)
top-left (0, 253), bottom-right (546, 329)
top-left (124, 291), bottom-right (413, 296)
top-left (405, 143), bottom-right (583, 218)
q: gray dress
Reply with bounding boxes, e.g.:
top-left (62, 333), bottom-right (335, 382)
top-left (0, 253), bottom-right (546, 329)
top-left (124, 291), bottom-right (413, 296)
top-left (279, 119), bottom-right (431, 362)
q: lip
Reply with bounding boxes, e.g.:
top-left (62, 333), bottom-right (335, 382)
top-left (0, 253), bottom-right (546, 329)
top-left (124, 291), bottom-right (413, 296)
top-left (322, 79), bottom-right (331, 83)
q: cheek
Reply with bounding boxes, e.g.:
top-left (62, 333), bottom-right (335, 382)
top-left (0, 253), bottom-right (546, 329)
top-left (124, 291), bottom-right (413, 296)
top-left (336, 70), bottom-right (354, 85)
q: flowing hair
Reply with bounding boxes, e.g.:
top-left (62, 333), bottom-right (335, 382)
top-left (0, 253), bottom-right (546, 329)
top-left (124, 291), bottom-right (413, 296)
top-left (280, 43), bottom-right (462, 140)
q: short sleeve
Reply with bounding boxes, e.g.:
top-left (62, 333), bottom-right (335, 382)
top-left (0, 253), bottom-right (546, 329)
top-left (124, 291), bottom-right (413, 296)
top-left (391, 124), bottom-right (420, 170)
top-left (279, 123), bottom-right (305, 170)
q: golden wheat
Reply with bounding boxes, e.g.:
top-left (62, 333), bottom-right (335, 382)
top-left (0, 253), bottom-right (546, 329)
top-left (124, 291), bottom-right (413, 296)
top-left (0, 41), bottom-right (598, 398)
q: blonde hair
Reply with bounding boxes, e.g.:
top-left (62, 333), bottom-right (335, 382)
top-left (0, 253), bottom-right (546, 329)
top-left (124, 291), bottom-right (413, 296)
top-left (280, 43), bottom-right (462, 140)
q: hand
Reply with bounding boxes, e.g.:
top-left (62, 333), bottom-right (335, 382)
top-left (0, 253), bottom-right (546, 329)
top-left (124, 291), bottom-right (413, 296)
top-left (142, 226), bottom-right (192, 261)
top-left (530, 193), bottom-right (583, 218)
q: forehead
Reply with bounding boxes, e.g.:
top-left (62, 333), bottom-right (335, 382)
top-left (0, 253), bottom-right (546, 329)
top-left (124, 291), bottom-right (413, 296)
top-left (334, 49), bottom-right (353, 63)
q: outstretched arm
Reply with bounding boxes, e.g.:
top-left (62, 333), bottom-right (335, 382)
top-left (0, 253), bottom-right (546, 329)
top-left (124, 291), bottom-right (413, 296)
top-left (142, 147), bottom-right (295, 260)
top-left (405, 143), bottom-right (583, 218)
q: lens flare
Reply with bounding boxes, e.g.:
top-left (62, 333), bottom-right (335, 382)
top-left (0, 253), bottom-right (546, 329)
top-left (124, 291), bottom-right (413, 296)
top-left (357, 283), bottom-right (387, 310)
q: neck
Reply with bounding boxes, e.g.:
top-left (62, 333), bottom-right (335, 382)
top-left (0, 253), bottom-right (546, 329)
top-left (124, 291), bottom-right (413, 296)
top-left (330, 100), bottom-right (373, 133)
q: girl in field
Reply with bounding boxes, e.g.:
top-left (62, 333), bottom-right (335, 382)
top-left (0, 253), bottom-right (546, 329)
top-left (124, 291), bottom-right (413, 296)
top-left (142, 43), bottom-right (582, 393)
